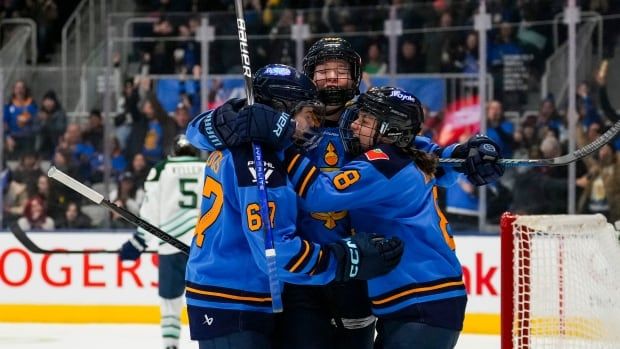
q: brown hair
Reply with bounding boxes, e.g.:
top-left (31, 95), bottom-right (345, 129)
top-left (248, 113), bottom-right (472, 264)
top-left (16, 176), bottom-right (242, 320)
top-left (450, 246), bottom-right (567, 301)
top-left (401, 147), bottom-right (437, 177)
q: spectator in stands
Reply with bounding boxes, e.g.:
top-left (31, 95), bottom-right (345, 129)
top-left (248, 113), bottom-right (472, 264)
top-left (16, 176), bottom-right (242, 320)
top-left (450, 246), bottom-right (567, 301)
top-left (22, 0), bottom-right (58, 63)
top-left (151, 17), bottom-right (176, 74)
top-left (424, 11), bottom-right (460, 72)
top-left (363, 41), bottom-right (388, 74)
top-left (138, 94), bottom-right (176, 165)
top-left (2, 170), bottom-right (28, 227)
top-left (3, 80), bottom-right (38, 160)
top-left (17, 196), bottom-right (54, 231)
top-left (33, 174), bottom-right (75, 222)
top-left (397, 38), bottom-right (425, 73)
top-left (111, 137), bottom-right (128, 178)
top-left (173, 103), bottom-right (191, 135)
top-left (115, 78), bottom-right (141, 149)
top-left (486, 100), bottom-right (515, 158)
top-left (56, 123), bottom-right (97, 183)
top-left (55, 201), bottom-right (92, 229)
top-left (11, 152), bottom-right (44, 194)
top-left (455, 32), bottom-right (479, 74)
top-left (577, 143), bottom-right (620, 223)
top-left (36, 90), bottom-right (67, 159)
top-left (513, 114), bottom-right (540, 160)
top-left (576, 81), bottom-right (602, 129)
top-left (535, 96), bottom-right (565, 142)
top-left (109, 172), bottom-right (144, 217)
top-left (128, 153), bottom-right (149, 189)
top-left (82, 109), bottom-right (104, 153)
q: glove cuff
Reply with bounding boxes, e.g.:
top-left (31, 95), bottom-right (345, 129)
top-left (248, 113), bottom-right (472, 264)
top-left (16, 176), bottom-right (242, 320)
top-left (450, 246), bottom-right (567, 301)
top-left (129, 235), bottom-right (147, 252)
top-left (329, 238), bottom-right (360, 282)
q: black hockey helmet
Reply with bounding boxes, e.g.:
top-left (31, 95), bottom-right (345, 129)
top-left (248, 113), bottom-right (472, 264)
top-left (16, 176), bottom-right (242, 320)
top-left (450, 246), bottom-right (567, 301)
top-left (302, 37), bottom-right (362, 106)
top-left (253, 64), bottom-right (320, 115)
top-left (172, 134), bottom-right (199, 157)
top-left (340, 86), bottom-right (424, 155)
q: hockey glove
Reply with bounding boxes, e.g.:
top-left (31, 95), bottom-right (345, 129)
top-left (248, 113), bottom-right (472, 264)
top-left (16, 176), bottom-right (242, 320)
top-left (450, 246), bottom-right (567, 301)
top-left (206, 98), bottom-right (295, 150)
top-left (329, 233), bottom-right (404, 282)
top-left (452, 134), bottom-right (504, 186)
top-left (119, 234), bottom-right (147, 261)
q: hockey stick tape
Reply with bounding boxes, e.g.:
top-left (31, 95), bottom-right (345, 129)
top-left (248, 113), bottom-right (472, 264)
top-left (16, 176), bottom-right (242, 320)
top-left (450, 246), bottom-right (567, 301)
top-left (48, 166), bottom-right (104, 204)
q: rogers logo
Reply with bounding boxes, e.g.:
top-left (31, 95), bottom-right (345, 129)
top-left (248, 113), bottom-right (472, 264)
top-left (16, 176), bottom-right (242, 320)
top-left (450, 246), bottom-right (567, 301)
top-left (0, 247), bottom-right (159, 288)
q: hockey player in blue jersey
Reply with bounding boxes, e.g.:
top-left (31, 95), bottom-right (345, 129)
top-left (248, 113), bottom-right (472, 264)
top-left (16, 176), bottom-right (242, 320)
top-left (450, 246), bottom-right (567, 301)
top-left (120, 134), bottom-right (204, 349)
top-left (184, 64), bottom-right (404, 349)
top-left (196, 37), bottom-right (502, 349)
top-left (283, 86), bottom-right (469, 349)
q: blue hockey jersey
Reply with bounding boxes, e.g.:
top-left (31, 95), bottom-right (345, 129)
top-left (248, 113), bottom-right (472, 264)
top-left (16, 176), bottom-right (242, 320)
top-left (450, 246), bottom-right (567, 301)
top-left (284, 143), bottom-right (467, 319)
top-left (184, 144), bottom-right (339, 339)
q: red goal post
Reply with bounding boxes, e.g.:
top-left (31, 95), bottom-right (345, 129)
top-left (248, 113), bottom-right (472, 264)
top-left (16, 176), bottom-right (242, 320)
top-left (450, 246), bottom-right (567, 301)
top-left (500, 213), bottom-right (620, 349)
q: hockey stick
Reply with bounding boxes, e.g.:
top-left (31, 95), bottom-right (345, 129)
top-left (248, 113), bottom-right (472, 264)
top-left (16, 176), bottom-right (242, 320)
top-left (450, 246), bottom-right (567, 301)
top-left (9, 222), bottom-right (157, 254)
top-left (47, 166), bottom-right (190, 255)
top-left (234, 0), bottom-right (283, 313)
top-left (439, 119), bottom-right (620, 168)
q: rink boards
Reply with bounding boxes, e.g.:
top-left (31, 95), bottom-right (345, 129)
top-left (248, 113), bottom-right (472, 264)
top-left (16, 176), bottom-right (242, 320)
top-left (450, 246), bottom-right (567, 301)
top-left (0, 232), bottom-right (500, 334)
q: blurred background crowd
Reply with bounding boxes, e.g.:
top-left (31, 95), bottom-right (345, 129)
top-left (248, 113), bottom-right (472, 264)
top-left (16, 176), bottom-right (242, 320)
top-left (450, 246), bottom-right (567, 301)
top-left (2, 0), bottom-right (619, 232)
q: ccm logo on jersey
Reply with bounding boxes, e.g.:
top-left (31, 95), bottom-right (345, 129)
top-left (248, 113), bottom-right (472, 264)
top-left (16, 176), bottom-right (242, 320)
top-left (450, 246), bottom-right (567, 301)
top-left (247, 160), bottom-right (275, 183)
top-left (364, 149), bottom-right (390, 161)
top-left (346, 240), bottom-right (360, 278)
top-left (273, 112), bottom-right (289, 137)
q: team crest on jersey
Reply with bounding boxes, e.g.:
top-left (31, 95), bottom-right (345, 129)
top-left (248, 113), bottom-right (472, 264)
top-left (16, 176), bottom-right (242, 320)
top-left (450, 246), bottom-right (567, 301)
top-left (323, 142), bottom-right (339, 167)
top-left (364, 149), bottom-right (390, 161)
top-left (311, 210), bottom-right (348, 229)
top-left (247, 160), bottom-right (275, 183)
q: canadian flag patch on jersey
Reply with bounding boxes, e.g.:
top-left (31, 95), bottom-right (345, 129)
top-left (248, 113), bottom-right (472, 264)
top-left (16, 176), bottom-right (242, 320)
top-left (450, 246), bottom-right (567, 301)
top-left (364, 149), bottom-right (390, 161)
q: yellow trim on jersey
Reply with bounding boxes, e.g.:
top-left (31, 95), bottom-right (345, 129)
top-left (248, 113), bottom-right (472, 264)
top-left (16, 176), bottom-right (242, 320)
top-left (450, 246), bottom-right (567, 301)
top-left (298, 166), bottom-right (318, 196)
top-left (287, 154), bottom-right (301, 173)
top-left (185, 286), bottom-right (272, 303)
top-left (371, 280), bottom-right (465, 306)
top-left (288, 240), bottom-right (311, 272)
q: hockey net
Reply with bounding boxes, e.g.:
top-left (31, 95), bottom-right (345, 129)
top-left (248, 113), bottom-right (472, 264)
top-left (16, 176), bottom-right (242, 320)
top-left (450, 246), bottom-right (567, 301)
top-left (500, 213), bottom-right (620, 349)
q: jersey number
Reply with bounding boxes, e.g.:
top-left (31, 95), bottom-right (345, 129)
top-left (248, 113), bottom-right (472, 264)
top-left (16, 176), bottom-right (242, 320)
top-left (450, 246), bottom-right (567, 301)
top-left (246, 202), bottom-right (276, 231)
top-left (333, 170), bottom-right (360, 190)
top-left (194, 177), bottom-right (223, 248)
top-left (433, 186), bottom-right (455, 250)
top-left (178, 178), bottom-right (199, 208)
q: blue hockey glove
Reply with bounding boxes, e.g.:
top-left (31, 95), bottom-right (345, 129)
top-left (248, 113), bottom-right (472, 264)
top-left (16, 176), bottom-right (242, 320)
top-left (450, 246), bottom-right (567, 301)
top-left (205, 98), bottom-right (295, 150)
top-left (329, 233), bottom-right (404, 282)
top-left (119, 234), bottom-right (147, 261)
top-left (452, 134), bottom-right (504, 186)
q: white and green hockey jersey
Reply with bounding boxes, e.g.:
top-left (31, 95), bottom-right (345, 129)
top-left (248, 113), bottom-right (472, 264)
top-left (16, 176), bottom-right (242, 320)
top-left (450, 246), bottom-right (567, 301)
top-left (137, 155), bottom-right (205, 255)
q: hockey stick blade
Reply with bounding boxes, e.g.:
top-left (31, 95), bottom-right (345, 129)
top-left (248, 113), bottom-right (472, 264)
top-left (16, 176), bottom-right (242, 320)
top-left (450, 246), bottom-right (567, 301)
top-left (439, 119), bottom-right (620, 168)
top-left (9, 223), bottom-right (157, 255)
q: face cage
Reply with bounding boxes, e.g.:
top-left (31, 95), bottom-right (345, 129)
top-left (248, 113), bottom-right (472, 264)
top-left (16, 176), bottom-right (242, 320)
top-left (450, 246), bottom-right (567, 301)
top-left (309, 55), bottom-right (360, 106)
top-left (338, 106), bottom-right (364, 156)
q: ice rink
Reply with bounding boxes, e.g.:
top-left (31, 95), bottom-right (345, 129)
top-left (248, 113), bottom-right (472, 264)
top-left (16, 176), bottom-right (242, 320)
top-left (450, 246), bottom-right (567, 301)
top-left (0, 323), bottom-right (499, 348)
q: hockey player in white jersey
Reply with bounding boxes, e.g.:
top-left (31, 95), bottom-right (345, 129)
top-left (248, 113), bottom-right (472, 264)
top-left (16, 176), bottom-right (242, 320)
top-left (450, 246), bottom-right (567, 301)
top-left (120, 134), bottom-right (204, 349)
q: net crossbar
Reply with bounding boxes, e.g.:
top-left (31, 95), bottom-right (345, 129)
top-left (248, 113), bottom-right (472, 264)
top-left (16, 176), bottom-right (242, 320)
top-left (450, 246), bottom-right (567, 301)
top-left (501, 214), bottom-right (620, 349)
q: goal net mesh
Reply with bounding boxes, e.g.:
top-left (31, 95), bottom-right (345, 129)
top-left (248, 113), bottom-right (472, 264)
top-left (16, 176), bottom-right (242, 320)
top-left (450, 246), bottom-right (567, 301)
top-left (503, 214), bottom-right (620, 349)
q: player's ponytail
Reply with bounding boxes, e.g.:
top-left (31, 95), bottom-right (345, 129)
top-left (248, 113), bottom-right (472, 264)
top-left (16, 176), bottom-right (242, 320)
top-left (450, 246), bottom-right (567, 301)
top-left (401, 147), bottom-right (437, 177)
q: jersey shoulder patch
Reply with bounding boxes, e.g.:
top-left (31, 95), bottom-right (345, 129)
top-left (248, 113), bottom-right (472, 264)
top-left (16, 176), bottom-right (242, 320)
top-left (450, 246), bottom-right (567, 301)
top-left (358, 144), bottom-right (410, 179)
top-left (231, 146), bottom-right (287, 188)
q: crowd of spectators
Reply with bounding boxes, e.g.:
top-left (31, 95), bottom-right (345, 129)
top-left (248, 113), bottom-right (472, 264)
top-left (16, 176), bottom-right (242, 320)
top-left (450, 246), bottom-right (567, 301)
top-left (2, 0), bottom-right (619, 230)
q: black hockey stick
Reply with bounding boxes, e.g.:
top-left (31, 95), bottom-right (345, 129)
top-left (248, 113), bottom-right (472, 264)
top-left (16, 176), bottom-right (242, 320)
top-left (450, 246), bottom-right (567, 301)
top-left (47, 166), bottom-right (190, 255)
top-left (439, 119), bottom-right (620, 168)
top-left (9, 223), bottom-right (157, 254)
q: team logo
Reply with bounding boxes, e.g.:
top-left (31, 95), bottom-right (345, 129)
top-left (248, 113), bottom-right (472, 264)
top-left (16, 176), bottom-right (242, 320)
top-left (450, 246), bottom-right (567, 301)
top-left (481, 143), bottom-right (497, 153)
top-left (389, 90), bottom-right (415, 102)
top-left (247, 160), bottom-right (275, 183)
top-left (203, 314), bottom-right (214, 326)
top-left (364, 149), bottom-right (390, 161)
top-left (264, 66), bottom-right (291, 76)
top-left (311, 210), bottom-right (348, 229)
top-left (324, 142), bottom-right (339, 167)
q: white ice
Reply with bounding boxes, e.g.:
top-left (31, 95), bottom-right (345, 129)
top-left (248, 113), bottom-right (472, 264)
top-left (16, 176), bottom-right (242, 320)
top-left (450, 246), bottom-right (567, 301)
top-left (0, 323), bottom-right (499, 348)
